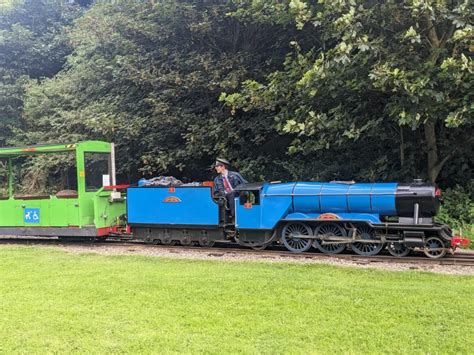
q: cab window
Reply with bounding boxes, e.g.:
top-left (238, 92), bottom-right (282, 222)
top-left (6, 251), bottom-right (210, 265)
top-left (84, 153), bottom-right (110, 192)
top-left (239, 191), bottom-right (260, 205)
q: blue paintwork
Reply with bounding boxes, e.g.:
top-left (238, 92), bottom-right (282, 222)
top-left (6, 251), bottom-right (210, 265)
top-left (371, 183), bottom-right (397, 215)
top-left (293, 182), bottom-right (321, 213)
top-left (235, 201), bottom-right (261, 229)
top-left (127, 187), bottom-right (219, 226)
top-left (126, 180), bottom-right (398, 233)
top-left (260, 183), bottom-right (294, 229)
top-left (320, 183), bottom-right (348, 213)
top-left (236, 183), bottom-right (293, 230)
top-left (347, 183), bottom-right (374, 213)
top-left (236, 181), bottom-right (398, 230)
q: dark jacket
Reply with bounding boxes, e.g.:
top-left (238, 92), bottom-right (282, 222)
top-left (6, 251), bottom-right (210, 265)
top-left (213, 171), bottom-right (247, 196)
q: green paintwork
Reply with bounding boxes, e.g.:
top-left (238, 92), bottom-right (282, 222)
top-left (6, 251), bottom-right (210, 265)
top-left (93, 189), bottom-right (126, 229)
top-left (0, 143), bottom-right (77, 157)
top-left (0, 141), bottom-right (126, 236)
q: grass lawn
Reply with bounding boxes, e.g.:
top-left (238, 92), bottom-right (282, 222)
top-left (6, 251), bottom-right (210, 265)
top-left (0, 246), bottom-right (473, 354)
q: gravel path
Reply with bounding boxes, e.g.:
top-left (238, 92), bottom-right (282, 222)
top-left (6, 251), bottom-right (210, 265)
top-left (12, 242), bottom-right (472, 275)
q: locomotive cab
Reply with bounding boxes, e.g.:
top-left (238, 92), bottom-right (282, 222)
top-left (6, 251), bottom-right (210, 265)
top-left (234, 182), bottom-right (290, 246)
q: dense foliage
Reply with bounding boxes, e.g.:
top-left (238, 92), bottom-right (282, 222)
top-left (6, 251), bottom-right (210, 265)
top-left (0, 0), bottom-right (472, 192)
top-left (222, 0), bottom-right (473, 185)
top-left (19, 0), bottom-right (303, 182)
top-left (0, 0), bottom-right (85, 145)
top-left (437, 179), bottom-right (474, 239)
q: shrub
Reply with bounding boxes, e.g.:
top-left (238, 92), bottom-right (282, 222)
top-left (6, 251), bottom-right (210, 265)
top-left (436, 180), bottom-right (474, 245)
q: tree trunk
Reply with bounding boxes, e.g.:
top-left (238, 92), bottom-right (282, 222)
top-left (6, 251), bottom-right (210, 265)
top-left (399, 126), bottom-right (405, 168)
top-left (424, 120), bottom-right (439, 182)
top-left (424, 120), bottom-right (452, 183)
top-left (420, 12), bottom-right (457, 183)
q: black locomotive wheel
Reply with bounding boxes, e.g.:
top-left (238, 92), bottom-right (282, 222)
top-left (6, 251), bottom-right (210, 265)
top-left (351, 224), bottom-right (383, 256)
top-left (199, 239), bottom-right (215, 247)
top-left (281, 223), bottom-right (312, 253)
top-left (161, 237), bottom-right (178, 246)
top-left (387, 242), bottom-right (410, 257)
top-left (313, 223), bottom-right (347, 254)
top-left (180, 239), bottom-right (192, 246)
top-left (247, 230), bottom-right (276, 251)
top-left (250, 244), bottom-right (268, 251)
top-left (423, 236), bottom-right (447, 258)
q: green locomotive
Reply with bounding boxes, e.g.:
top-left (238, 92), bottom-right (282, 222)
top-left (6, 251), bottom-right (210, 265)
top-left (0, 141), bottom-right (126, 238)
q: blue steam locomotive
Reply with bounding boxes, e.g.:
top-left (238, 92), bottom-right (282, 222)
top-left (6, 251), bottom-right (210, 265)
top-left (127, 179), bottom-right (467, 258)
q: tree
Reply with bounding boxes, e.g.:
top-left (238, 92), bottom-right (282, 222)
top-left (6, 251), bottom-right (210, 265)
top-left (23, 0), bottom-right (302, 181)
top-left (0, 0), bottom-right (83, 146)
top-left (222, 0), bottom-right (473, 183)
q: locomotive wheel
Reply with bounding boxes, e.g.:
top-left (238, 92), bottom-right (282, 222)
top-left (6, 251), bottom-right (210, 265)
top-left (313, 223), bottom-right (347, 254)
top-left (199, 239), bottom-right (215, 247)
top-left (250, 243), bottom-right (269, 251)
top-left (249, 230), bottom-right (277, 250)
top-left (423, 236), bottom-right (447, 259)
top-left (180, 239), bottom-right (192, 246)
top-left (387, 242), bottom-right (410, 257)
top-left (281, 223), bottom-right (312, 253)
top-left (351, 224), bottom-right (383, 256)
top-left (161, 237), bottom-right (178, 246)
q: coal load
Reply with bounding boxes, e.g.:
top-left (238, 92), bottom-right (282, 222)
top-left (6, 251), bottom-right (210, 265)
top-left (138, 176), bottom-right (201, 187)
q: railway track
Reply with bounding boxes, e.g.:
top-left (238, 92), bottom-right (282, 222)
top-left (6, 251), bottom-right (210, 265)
top-left (1, 236), bottom-right (474, 267)
top-left (144, 245), bottom-right (474, 267)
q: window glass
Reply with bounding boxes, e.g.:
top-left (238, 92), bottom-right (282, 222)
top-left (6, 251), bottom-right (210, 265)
top-left (85, 153), bottom-right (110, 192)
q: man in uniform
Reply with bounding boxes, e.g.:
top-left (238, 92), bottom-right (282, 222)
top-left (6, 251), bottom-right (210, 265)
top-left (213, 158), bottom-right (247, 221)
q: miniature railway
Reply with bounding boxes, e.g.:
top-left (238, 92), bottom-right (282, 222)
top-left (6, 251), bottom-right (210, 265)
top-left (2, 237), bottom-right (474, 267)
top-left (1, 141), bottom-right (468, 264)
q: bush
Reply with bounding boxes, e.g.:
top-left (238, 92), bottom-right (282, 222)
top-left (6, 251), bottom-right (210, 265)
top-left (436, 181), bottom-right (474, 245)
